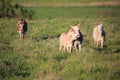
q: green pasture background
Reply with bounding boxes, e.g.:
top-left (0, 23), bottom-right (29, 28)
top-left (0, 0), bottom-right (120, 80)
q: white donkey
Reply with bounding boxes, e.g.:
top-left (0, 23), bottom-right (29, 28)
top-left (93, 23), bottom-right (106, 48)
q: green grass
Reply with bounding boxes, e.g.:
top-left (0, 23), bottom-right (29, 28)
top-left (0, 4), bottom-right (120, 80)
top-left (29, 6), bottom-right (120, 19)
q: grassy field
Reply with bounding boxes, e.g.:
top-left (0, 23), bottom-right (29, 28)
top-left (0, 0), bottom-right (120, 80)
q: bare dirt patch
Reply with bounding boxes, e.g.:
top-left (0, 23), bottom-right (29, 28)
top-left (19, 1), bottom-right (120, 7)
top-left (38, 72), bottom-right (62, 80)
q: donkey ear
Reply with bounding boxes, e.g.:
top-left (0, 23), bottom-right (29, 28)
top-left (77, 23), bottom-right (81, 26)
top-left (70, 25), bottom-right (73, 28)
top-left (24, 19), bottom-right (27, 22)
top-left (70, 28), bottom-right (74, 32)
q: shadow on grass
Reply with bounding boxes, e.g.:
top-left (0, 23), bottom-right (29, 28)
top-left (92, 45), bottom-right (108, 54)
top-left (114, 48), bottom-right (120, 54)
top-left (93, 47), bottom-right (106, 54)
top-left (93, 47), bottom-right (103, 51)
